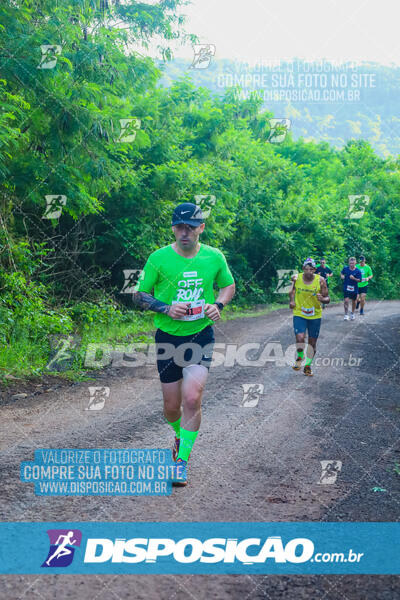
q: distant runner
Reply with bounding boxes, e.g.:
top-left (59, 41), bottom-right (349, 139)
top-left (289, 258), bottom-right (330, 376)
top-left (341, 257), bottom-right (362, 321)
top-left (133, 203), bottom-right (235, 486)
top-left (356, 255), bottom-right (373, 315)
top-left (315, 258), bottom-right (333, 309)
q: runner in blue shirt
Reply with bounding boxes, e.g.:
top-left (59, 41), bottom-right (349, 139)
top-left (341, 257), bottom-right (362, 321)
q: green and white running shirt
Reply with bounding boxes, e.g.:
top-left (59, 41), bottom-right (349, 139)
top-left (356, 263), bottom-right (373, 288)
top-left (135, 243), bottom-right (234, 335)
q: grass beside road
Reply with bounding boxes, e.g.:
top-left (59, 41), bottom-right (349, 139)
top-left (0, 294), bottom-right (379, 385)
top-left (0, 302), bottom-right (285, 385)
top-left (222, 302), bottom-right (284, 321)
top-left (1, 291), bottom-right (378, 385)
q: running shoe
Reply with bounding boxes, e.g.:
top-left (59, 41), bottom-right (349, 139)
top-left (172, 458), bottom-right (188, 487)
top-left (303, 365), bottom-right (313, 377)
top-left (172, 436), bottom-right (180, 462)
top-left (292, 356), bottom-right (303, 371)
top-left (360, 309), bottom-right (364, 316)
top-left (350, 313), bottom-right (355, 320)
top-left (344, 314), bottom-right (349, 321)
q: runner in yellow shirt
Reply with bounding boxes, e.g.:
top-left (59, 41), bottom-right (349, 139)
top-left (289, 258), bottom-right (330, 376)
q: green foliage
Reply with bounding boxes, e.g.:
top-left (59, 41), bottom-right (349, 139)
top-left (0, 1), bottom-right (399, 378)
top-left (68, 299), bottom-right (123, 332)
top-left (161, 58), bottom-right (400, 157)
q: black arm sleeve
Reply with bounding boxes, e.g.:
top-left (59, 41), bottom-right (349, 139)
top-left (132, 291), bottom-right (170, 314)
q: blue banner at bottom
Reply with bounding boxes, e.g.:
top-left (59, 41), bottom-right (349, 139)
top-left (0, 522), bottom-right (398, 574)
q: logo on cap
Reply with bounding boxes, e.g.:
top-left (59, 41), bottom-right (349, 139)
top-left (303, 258), bottom-right (316, 268)
top-left (172, 203), bottom-right (204, 226)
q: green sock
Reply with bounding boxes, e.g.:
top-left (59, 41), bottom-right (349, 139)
top-left (297, 350), bottom-right (304, 359)
top-left (166, 417), bottom-right (181, 438)
top-left (305, 357), bottom-right (313, 366)
top-left (177, 428), bottom-right (199, 461)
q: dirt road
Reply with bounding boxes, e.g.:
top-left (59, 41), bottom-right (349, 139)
top-left (1, 301), bottom-right (399, 598)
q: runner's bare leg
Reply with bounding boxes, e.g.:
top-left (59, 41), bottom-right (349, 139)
top-left (180, 365), bottom-right (209, 431)
top-left (307, 337), bottom-right (317, 359)
top-left (162, 380), bottom-right (182, 423)
top-left (295, 333), bottom-right (305, 349)
top-left (360, 292), bottom-right (366, 311)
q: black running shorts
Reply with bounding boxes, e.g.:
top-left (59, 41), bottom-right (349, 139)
top-left (344, 291), bottom-right (358, 300)
top-left (155, 325), bottom-right (215, 383)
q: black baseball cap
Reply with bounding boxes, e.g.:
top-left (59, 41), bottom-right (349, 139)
top-left (171, 202), bottom-right (204, 227)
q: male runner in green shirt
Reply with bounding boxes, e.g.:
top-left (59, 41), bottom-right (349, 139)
top-left (315, 258), bottom-right (333, 310)
top-left (356, 255), bottom-right (373, 315)
top-left (133, 202), bottom-right (235, 486)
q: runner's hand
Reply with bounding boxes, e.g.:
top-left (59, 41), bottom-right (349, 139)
top-left (167, 303), bottom-right (191, 319)
top-left (316, 293), bottom-right (324, 301)
top-left (205, 303), bottom-right (221, 321)
top-left (289, 301), bottom-right (296, 309)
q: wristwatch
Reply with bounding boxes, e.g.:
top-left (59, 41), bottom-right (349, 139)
top-left (214, 302), bottom-right (224, 311)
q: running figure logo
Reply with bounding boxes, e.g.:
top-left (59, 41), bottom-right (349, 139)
top-left (190, 44), bottom-right (216, 69)
top-left (42, 529), bottom-right (82, 568)
top-left (118, 118), bottom-right (141, 143)
top-left (121, 269), bottom-right (143, 294)
top-left (347, 195), bottom-right (370, 219)
top-left (86, 386), bottom-right (110, 410)
top-left (194, 195), bottom-right (216, 219)
top-left (42, 195), bottom-right (67, 219)
top-left (318, 460), bottom-right (342, 484)
top-left (46, 335), bottom-right (80, 371)
top-left (241, 383), bottom-right (264, 407)
top-left (275, 269), bottom-right (298, 294)
top-left (267, 119), bottom-right (291, 144)
top-left (37, 45), bottom-right (61, 69)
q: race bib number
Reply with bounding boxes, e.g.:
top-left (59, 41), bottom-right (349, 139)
top-left (172, 299), bottom-right (205, 321)
top-left (346, 285), bottom-right (355, 292)
top-left (301, 306), bottom-right (315, 317)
